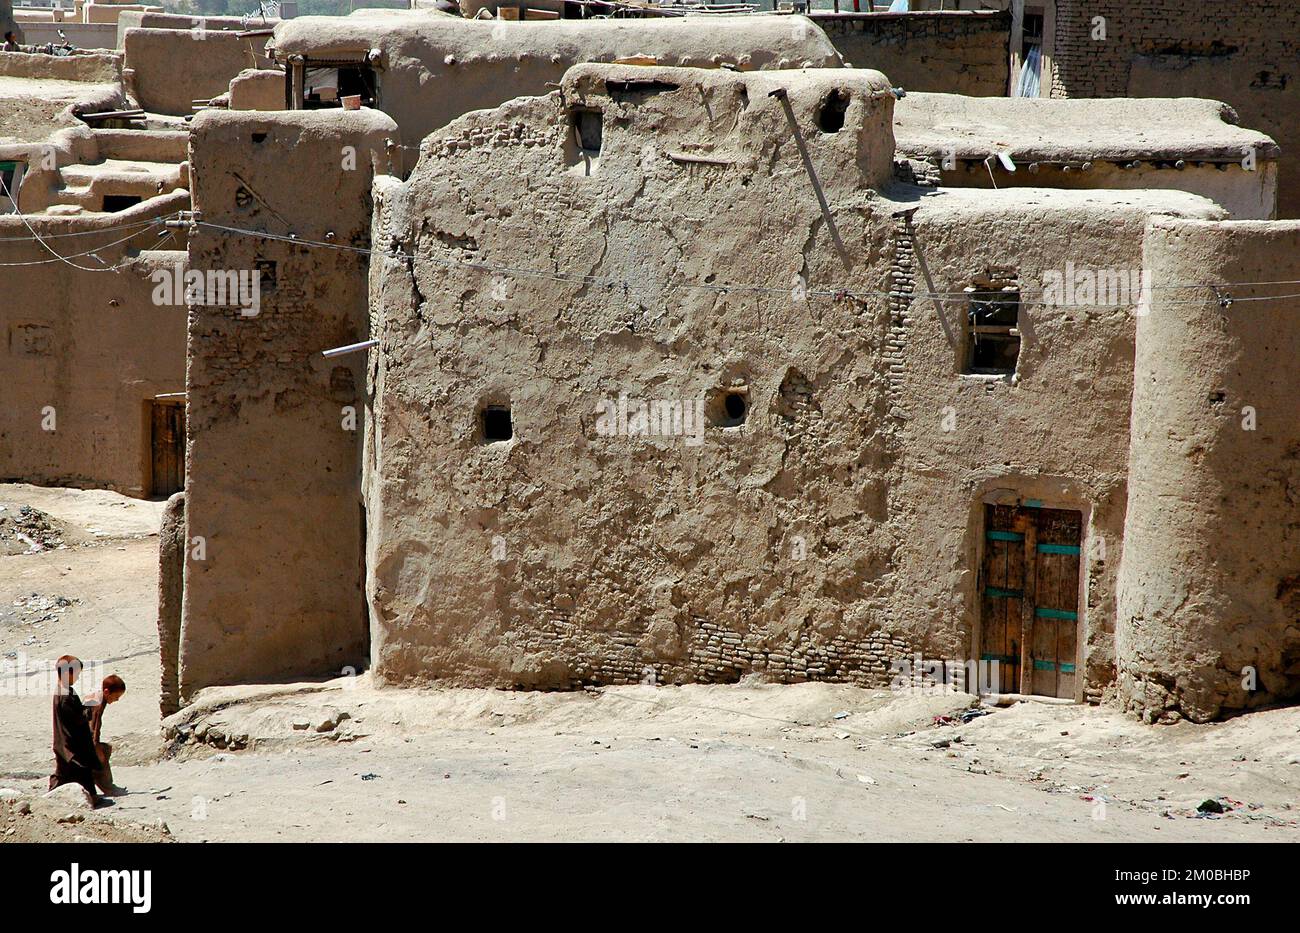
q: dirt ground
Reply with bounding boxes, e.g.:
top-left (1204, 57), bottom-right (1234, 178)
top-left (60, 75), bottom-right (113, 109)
top-left (1, 483), bottom-right (1297, 843)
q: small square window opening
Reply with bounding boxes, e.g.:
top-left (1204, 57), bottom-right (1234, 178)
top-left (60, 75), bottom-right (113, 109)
top-left (482, 405), bottom-right (513, 443)
top-left (965, 285), bottom-right (1021, 375)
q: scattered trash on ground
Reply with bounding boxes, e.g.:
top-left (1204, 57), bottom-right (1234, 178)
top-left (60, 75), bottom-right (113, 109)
top-left (1, 593), bottom-right (78, 627)
top-left (0, 505), bottom-right (65, 554)
top-left (1195, 796), bottom-right (1249, 818)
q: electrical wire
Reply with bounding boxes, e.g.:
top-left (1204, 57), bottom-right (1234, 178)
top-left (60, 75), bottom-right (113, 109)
top-left (192, 219), bottom-right (1300, 309)
top-left (0, 177), bottom-right (180, 271)
top-left (0, 216), bottom-right (173, 268)
top-left (0, 214), bottom-right (171, 241)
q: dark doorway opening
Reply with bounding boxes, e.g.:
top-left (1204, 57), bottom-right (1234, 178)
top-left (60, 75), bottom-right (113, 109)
top-left (102, 195), bottom-right (143, 213)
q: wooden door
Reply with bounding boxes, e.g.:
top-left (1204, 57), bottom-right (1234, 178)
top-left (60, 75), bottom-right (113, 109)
top-left (979, 503), bottom-right (1081, 699)
top-left (1029, 507), bottom-right (1082, 699)
top-left (151, 400), bottom-right (186, 497)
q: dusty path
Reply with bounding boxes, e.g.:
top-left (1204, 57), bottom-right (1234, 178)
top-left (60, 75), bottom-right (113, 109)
top-left (1, 483), bottom-right (1296, 843)
top-left (95, 680), bottom-right (1297, 843)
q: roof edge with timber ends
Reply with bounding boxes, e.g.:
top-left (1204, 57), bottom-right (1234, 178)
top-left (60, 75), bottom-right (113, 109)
top-left (267, 10), bottom-right (843, 71)
top-left (894, 92), bottom-right (1280, 164)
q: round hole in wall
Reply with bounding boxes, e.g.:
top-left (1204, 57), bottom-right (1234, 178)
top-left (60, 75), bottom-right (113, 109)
top-left (707, 382), bottom-right (750, 429)
top-left (818, 90), bottom-right (849, 134)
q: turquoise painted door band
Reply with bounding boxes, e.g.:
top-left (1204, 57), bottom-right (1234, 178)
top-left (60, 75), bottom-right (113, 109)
top-left (1032, 659), bottom-right (1076, 673)
top-left (1037, 543), bottom-right (1080, 555)
top-left (1035, 607), bottom-right (1078, 620)
top-left (986, 587), bottom-right (1023, 599)
top-left (1023, 499), bottom-right (1043, 508)
top-left (980, 653), bottom-right (1017, 665)
top-left (986, 530), bottom-right (1024, 542)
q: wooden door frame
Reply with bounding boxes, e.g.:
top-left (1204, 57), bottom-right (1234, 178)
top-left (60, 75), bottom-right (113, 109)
top-left (1008, 0), bottom-right (1057, 99)
top-left (146, 396), bottom-right (186, 499)
top-left (970, 486), bottom-right (1088, 702)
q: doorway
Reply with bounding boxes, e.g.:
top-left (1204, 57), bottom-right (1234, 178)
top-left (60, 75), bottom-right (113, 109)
top-left (150, 399), bottom-right (186, 497)
top-left (978, 502), bottom-right (1081, 698)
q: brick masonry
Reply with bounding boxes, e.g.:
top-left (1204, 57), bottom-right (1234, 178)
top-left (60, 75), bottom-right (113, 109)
top-left (812, 11), bottom-right (1010, 97)
top-left (1050, 0), bottom-right (1300, 218)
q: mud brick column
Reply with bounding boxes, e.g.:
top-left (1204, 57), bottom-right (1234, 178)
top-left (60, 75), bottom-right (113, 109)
top-left (178, 110), bottom-right (396, 698)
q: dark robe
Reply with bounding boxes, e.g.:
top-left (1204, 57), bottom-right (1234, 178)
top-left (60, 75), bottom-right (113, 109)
top-left (50, 689), bottom-right (99, 796)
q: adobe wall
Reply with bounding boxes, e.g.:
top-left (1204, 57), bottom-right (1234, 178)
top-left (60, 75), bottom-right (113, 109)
top-left (178, 109), bottom-right (396, 698)
top-left (115, 11), bottom-right (274, 49)
top-left (1118, 219), bottom-right (1300, 722)
top-left (0, 48), bottom-right (121, 83)
top-left (19, 22), bottom-right (118, 48)
top-left (364, 63), bottom-right (1224, 693)
top-left (1051, 0), bottom-right (1300, 219)
top-left (157, 490), bottom-right (184, 717)
top-left (892, 92), bottom-right (1279, 220)
top-left (123, 27), bottom-right (273, 115)
top-left (810, 11), bottom-right (1009, 96)
top-left (926, 160), bottom-right (1275, 222)
top-left (0, 208), bottom-right (188, 496)
top-left (84, 3), bottom-right (158, 26)
top-left (268, 14), bottom-right (844, 159)
top-left (228, 68), bottom-right (285, 111)
top-left (364, 65), bottom-right (898, 688)
top-left (892, 186), bottom-right (1222, 702)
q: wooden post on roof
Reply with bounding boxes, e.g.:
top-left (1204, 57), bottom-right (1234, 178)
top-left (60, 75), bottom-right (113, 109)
top-left (1009, 0), bottom-right (1025, 96)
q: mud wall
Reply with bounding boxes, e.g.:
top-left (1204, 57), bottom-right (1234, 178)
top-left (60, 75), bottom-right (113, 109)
top-left (1118, 219), bottom-right (1300, 722)
top-left (228, 68), bottom-right (285, 111)
top-left (123, 28), bottom-right (272, 115)
top-left (364, 65), bottom-right (899, 688)
top-left (178, 109), bottom-right (395, 698)
top-left (1051, 0), bottom-right (1300, 219)
top-left (16, 22), bottom-right (117, 49)
top-left (364, 63), bottom-right (1223, 694)
top-left (925, 160), bottom-right (1276, 222)
top-left (0, 48), bottom-right (121, 82)
top-left (811, 11), bottom-right (1009, 96)
top-left (157, 491), bottom-right (184, 717)
top-left (893, 186), bottom-right (1221, 703)
top-left (116, 11), bottom-right (271, 48)
top-left (0, 211), bottom-right (187, 496)
top-left (269, 14), bottom-right (844, 159)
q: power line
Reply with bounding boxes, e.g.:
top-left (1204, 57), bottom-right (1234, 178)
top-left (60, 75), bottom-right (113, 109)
top-left (0, 216), bottom-right (173, 268)
top-left (192, 219), bottom-right (1300, 309)
top-left (0, 176), bottom-right (180, 271)
top-left (0, 198), bottom-right (1295, 302)
top-left (0, 215), bottom-right (171, 242)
